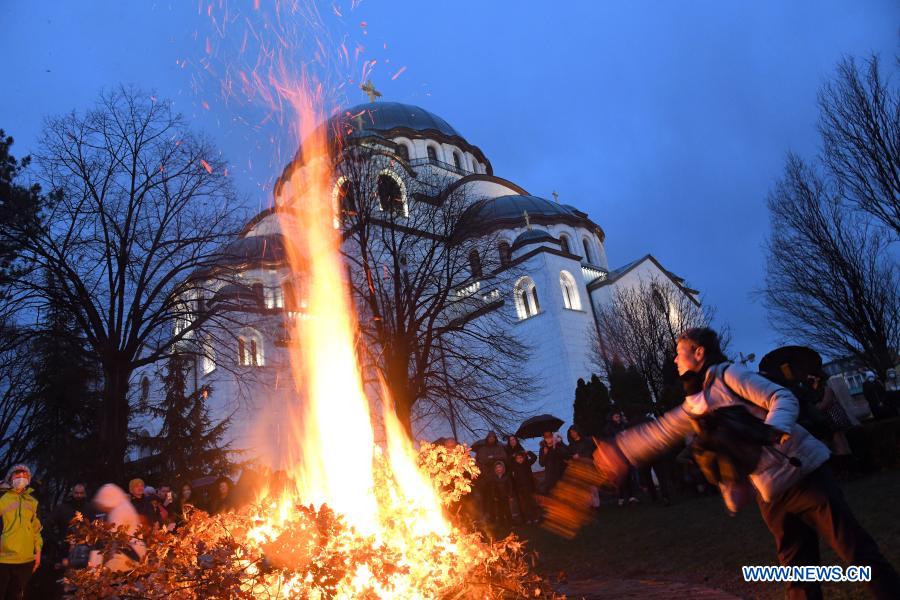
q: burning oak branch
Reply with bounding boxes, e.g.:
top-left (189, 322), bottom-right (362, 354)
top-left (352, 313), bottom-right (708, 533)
top-left (65, 443), bottom-right (555, 599)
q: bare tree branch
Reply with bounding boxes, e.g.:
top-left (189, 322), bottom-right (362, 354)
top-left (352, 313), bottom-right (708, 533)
top-left (762, 154), bottom-right (899, 377)
top-left (819, 54), bottom-right (900, 236)
top-left (1, 86), bottom-right (246, 477)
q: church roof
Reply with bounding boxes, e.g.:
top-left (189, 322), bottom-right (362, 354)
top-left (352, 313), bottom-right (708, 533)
top-left (329, 102), bottom-right (463, 139)
top-left (512, 228), bottom-right (558, 251)
top-left (588, 254), bottom-right (701, 302)
top-left (276, 101), bottom-right (492, 196)
top-left (458, 194), bottom-right (604, 240)
top-left (466, 195), bottom-right (584, 221)
top-left (188, 234), bottom-right (287, 281)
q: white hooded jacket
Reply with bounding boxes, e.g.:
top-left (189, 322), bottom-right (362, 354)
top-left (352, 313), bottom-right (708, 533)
top-left (614, 362), bottom-right (831, 504)
top-left (92, 484), bottom-right (146, 570)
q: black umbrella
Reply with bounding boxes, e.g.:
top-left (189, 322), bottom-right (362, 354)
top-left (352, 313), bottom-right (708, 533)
top-left (759, 346), bottom-right (822, 382)
top-left (515, 414), bottom-right (564, 439)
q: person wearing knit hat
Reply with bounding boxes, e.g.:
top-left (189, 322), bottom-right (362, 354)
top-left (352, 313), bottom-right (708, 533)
top-left (128, 478), bottom-right (160, 529)
top-left (0, 464), bottom-right (42, 599)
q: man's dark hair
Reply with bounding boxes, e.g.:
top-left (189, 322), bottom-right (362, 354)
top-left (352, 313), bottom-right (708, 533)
top-left (677, 327), bottom-right (728, 364)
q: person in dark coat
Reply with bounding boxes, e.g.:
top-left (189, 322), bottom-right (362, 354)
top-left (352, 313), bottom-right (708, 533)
top-left (209, 477), bottom-right (236, 515)
top-left (602, 413), bottom-right (639, 506)
top-left (483, 461), bottom-right (513, 528)
top-left (567, 425), bottom-right (602, 508)
top-left (475, 432), bottom-right (507, 473)
top-left (474, 432), bottom-right (506, 517)
top-left (170, 482), bottom-right (195, 527)
top-left (503, 435), bottom-right (526, 463)
top-left (566, 425), bottom-right (594, 459)
top-left (509, 451), bottom-right (541, 524)
top-left (537, 431), bottom-right (570, 494)
top-left (50, 484), bottom-right (89, 568)
top-left (863, 373), bottom-right (897, 420)
top-left (128, 479), bottom-right (160, 529)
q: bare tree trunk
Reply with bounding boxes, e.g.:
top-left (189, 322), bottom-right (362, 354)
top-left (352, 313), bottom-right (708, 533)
top-left (99, 361), bottom-right (131, 481)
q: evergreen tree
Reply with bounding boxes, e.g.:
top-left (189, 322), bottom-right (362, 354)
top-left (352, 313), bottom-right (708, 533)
top-left (0, 130), bottom-right (43, 294)
top-left (27, 274), bottom-right (102, 500)
top-left (139, 353), bottom-right (233, 483)
top-left (573, 375), bottom-right (610, 437)
top-left (608, 360), bottom-right (653, 420)
top-left (657, 352), bottom-right (685, 412)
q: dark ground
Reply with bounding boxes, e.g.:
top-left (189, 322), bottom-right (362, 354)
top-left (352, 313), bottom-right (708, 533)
top-left (522, 468), bottom-right (900, 599)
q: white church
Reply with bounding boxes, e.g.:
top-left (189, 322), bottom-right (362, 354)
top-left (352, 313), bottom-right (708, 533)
top-left (135, 100), bottom-right (698, 462)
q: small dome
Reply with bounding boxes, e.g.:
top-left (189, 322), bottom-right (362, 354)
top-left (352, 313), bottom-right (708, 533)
top-left (217, 234), bottom-right (286, 266)
top-left (190, 234), bottom-right (288, 282)
top-left (459, 194), bottom-right (603, 241)
top-left (512, 228), bottom-right (558, 251)
top-left (464, 195), bottom-right (586, 222)
top-left (210, 283), bottom-right (261, 308)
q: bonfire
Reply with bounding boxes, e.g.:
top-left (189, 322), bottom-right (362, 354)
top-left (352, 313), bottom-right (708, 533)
top-left (66, 442), bottom-right (557, 598)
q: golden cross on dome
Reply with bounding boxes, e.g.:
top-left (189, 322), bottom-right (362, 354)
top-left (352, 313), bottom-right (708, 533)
top-left (552, 190), bottom-right (559, 203)
top-left (523, 210), bottom-right (531, 230)
top-left (360, 80), bottom-right (381, 102)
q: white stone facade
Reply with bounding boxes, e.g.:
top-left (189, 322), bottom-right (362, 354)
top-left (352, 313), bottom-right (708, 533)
top-left (133, 102), bottom-right (698, 460)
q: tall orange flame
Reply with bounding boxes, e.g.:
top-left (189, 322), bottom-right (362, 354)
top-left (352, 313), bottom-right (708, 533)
top-left (273, 79), bottom-right (382, 532)
top-left (272, 76), bottom-right (448, 544)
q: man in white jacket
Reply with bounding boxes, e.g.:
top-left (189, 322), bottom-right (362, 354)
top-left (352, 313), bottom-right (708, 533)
top-left (593, 328), bottom-right (899, 599)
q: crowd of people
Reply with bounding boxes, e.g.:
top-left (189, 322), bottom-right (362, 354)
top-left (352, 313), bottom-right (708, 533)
top-left (2, 328), bottom-right (898, 599)
top-left (0, 469), bottom-right (244, 599)
top-left (461, 421), bottom-right (646, 532)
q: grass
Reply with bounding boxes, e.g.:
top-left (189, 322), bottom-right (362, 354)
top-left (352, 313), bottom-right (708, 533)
top-left (522, 468), bottom-right (900, 599)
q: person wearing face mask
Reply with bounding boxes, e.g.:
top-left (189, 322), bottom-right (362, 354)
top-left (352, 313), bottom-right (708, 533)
top-left (0, 464), bottom-right (42, 600)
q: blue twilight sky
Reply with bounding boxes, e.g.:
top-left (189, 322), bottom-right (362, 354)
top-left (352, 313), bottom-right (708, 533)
top-left (1, 1), bottom-right (898, 363)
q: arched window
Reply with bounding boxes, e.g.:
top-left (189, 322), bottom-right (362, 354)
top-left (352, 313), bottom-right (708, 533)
top-left (397, 144), bottom-right (410, 161)
top-left (452, 152), bottom-right (462, 170)
top-left (237, 330), bottom-right (264, 366)
top-left (514, 276), bottom-right (540, 320)
top-left (471, 161), bottom-right (479, 174)
top-left (140, 376), bottom-right (150, 403)
top-left (559, 234), bottom-right (571, 255)
top-left (427, 145), bottom-right (438, 162)
top-left (498, 241), bottom-right (511, 266)
top-left (263, 285), bottom-right (284, 309)
top-left (559, 270), bottom-right (581, 310)
top-left (582, 238), bottom-right (593, 263)
top-left (468, 250), bottom-right (483, 278)
top-left (202, 344), bottom-right (216, 375)
top-left (336, 178), bottom-right (356, 215)
top-left (251, 282), bottom-right (264, 305)
top-left (377, 172), bottom-right (405, 214)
